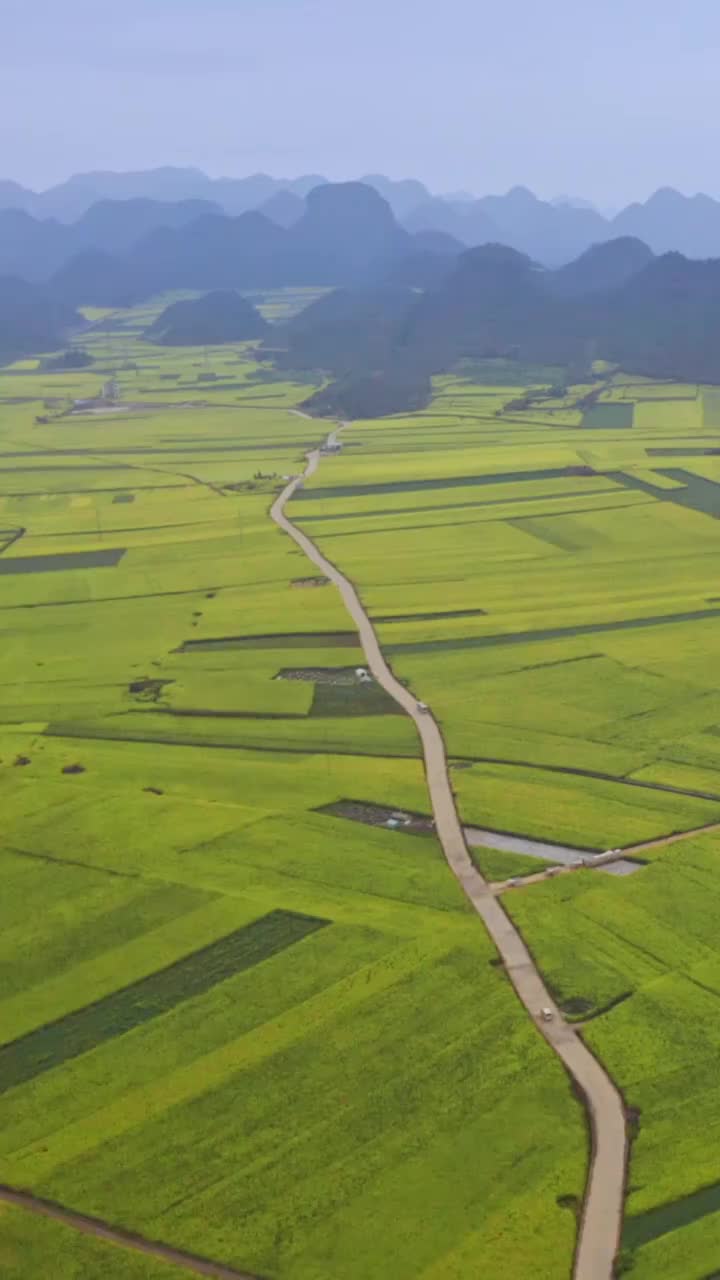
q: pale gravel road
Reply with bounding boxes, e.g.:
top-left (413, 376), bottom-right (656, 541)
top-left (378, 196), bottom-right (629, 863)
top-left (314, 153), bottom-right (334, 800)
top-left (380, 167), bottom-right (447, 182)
top-left (272, 446), bottom-right (628, 1280)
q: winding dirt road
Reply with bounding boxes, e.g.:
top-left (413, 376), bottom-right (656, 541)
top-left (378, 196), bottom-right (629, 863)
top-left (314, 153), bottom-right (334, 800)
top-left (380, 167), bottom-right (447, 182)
top-left (272, 447), bottom-right (628, 1280)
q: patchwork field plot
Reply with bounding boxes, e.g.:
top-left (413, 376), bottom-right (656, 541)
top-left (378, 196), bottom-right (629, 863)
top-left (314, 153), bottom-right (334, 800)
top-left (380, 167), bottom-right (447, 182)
top-left (582, 403), bottom-right (634, 429)
top-left (1, 326), bottom-right (588, 1279)
top-left (0, 548), bottom-right (126, 573)
top-left (10, 317), bottom-right (720, 1277)
top-left (0, 909), bottom-right (329, 1095)
top-left (292, 365), bottom-right (720, 1275)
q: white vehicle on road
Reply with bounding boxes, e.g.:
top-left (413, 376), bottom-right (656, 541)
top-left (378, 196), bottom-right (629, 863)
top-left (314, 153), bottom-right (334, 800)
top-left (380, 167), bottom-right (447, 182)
top-left (416, 701), bottom-right (430, 714)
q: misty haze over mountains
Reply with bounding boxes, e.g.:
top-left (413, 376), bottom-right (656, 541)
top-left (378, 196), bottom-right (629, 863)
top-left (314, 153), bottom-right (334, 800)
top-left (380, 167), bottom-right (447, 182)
top-left (6, 167), bottom-right (720, 267)
top-left (7, 167), bottom-right (720, 418)
top-left (8, 223), bottom-right (720, 421)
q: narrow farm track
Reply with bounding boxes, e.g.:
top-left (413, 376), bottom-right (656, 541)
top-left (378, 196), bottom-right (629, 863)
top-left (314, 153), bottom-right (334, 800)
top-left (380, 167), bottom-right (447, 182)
top-left (491, 819), bottom-right (720, 896)
top-left (629, 819), bottom-right (720, 852)
top-left (272, 443), bottom-right (628, 1280)
top-left (0, 1185), bottom-right (261, 1280)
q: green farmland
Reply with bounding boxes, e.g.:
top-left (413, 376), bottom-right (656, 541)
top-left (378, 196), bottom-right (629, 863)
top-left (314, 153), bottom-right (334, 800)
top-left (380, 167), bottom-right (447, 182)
top-left (6, 309), bottom-right (720, 1278)
top-left (0, 1203), bottom-right (177, 1279)
top-left (0, 318), bottom-right (587, 1280)
top-left (295, 366), bottom-right (720, 1278)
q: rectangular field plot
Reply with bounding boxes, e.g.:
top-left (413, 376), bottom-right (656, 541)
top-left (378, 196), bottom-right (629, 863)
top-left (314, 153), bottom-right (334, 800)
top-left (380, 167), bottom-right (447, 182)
top-left (309, 679), bottom-right (403, 717)
top-left (14, 938), bottom-right (584, 1280)
top-left (633, 397), bottom-right (702, 433)
top-left (583, 403), bottom-right (634, 429)
top-left (47, 708), bottom-right (420, 758)
top-left (627, 469), bottom-right (687, 490)
top-left (178, 630), bottom-right (358, 651)
top-left (0, 548), bottom-right (126, 574)
top-left (385, 606), bottom-right (720, 657)
top-left (294, 465), bottom-right (593, 502)
top-left (453, 760), bottom-right (720, 849)
top-left (703, 388), bottom-right (720, 426)
top-left (0, 910), bottom-right (329, 1095)
top-left (0, 856), bottom-right (213, 1007)
top-left (294, 473), bottom-right (618, 521)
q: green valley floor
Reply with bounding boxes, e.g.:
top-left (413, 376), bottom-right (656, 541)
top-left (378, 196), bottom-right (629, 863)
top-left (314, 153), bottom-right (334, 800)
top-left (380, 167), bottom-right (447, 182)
top-left (3, 313), bottom-right (720, 1278)
top-left (0, 312), bottom-right (584, 1280)
top-left (295, 367), bottom-right (720, 1278)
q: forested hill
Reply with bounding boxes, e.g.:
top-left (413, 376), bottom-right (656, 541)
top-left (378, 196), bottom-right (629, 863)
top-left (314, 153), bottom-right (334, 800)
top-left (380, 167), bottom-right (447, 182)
top-left (146, 292), bottom-right (268, 345)
top-left (270, 240), bottom-right (720, 416)
top-left (0, 278), bottom-right (80, 358)
top-left (7, 196), bottom-right (720, 420)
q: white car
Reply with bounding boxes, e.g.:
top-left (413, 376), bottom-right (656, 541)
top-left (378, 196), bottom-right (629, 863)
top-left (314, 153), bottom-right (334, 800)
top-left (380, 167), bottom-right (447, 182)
top-left (540, 1008), bottom-right (555, 1023)
top-left (416, 701), bottom-right (430, 714)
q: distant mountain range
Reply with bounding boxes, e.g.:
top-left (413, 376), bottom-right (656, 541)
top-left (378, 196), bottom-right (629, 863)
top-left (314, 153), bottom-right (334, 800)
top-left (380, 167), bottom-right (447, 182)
top-left (8, 174), bottom-right (720, 416)
top-left (271, 237), bottom-right (720, 415)
top-left (6, 231), bottom-right (720, 410)
top-left (408, 185), bottom-right (720, 265)
top-left (0, 199), bottom-right (222, 282)
top-left (0, 169), bottom-right (426, 226)
top-left (45, 184), bottom-right (424, 305)
top-left (6, 167), bottom-right (720, 264)
top-left (12, 176), bottom-right (720, 309)
top-left (0, 169), bottom-right (328, 224)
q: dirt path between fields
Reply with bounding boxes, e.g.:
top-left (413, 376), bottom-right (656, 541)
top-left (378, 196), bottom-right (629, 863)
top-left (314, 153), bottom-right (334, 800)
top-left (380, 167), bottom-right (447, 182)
top-left (272, 442), bottom-right (628, 1280)
top-left (491, 818), bottom-right (720, 896)
top-left (0, 1185), bottom-right (261, 1279)
top-left (629, 819), bottom-right (720, 852)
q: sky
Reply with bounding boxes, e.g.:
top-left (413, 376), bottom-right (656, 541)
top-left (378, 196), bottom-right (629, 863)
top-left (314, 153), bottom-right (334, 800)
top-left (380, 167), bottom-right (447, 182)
top-left (3, 0), bottom-right (720, 204)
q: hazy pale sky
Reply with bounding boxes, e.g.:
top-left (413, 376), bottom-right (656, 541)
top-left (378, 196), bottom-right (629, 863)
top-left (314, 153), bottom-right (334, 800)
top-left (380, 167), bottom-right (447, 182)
top-left (3, 0), bottom-right (720, 202)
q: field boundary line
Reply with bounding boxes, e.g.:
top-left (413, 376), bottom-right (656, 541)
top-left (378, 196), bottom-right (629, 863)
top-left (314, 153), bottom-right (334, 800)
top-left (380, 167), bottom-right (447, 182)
top-left (450, 752), bottom-right (720, 806)
top-left (0, 1184), bottom-right (263, 1279)
top-left (41, 726), bottom-right (417, 761)
top-left (272, 423), bottom-right (628, 1280)
top-left (628, 820), bottom-right (720, 852)
top-left (491, 819), bottom-right (720, 896)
